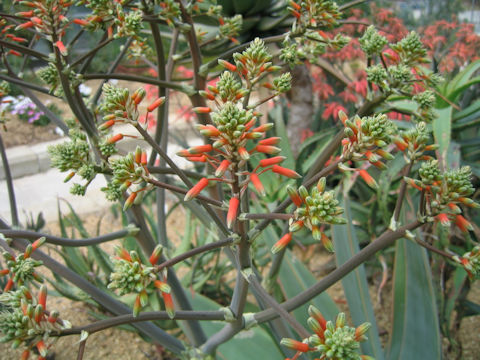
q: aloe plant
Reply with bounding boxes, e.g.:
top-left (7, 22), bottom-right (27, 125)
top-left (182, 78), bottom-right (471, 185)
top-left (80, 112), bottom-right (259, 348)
top-left (0, 1), bottom-right (479, 360)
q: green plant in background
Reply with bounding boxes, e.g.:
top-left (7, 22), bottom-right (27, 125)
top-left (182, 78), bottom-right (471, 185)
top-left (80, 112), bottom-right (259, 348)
top-left (0, 1), bottom-right (479, 360)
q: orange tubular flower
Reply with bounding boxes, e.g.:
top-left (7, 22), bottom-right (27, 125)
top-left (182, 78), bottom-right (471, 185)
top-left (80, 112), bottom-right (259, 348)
top-left (280, 338), bottom-right (310, 353)
top-left (250, 173), bottom-right (265, 196)
top-left (455, 215), bottom-right (473, 233)
top-left (287, 186), bottom-right (303, 207)
top-left (73, 18), bottom-right (89, 26)
top-left (147, 97), bottom-right (166, 112)
top-left (0, 269), bottom-right (9, 276)
top-left (184, 178), bottom-right (209, 201)
top-left (55, 41), bottom-right (67, 56)
top-left (192, 106), bottom-right (212, 114)
top-left (218, 59), bottom-right (237, 72)
top-left (215, 159), bottom-right (230, 177)
top-left (36, 340), bottom-right (48, 357)
top-left (272, 165), bottom-right (301, 178)
top-left (259, 156), bottom-right (286, 167)
top-left (238, 147), bottom-right (250, 160)
top-left (107, 133), bottom-right (124, 144)
top-left (149, 245), bottom-right (163, 265)
top-left (153, 280), bottom-right (171, 293)
top-left (255, 145), bottom-right (281, 155)
top-left (258, 137), bottom-right (281, 146)
top-left (123, 192), bottom-right (137, 211)
top-left (4, 278), bottom-right (14, 292)
top-left (358, 169), bottom-right (378, 190)
top-left (38, 285), bottom-right (47, 308)
top-left (227, 196), bottom-right (240, 228)
top-left (188, 144), bottom-right (213, 154)
top-left (162, 292), bottom-right (175, 319)
top-left (271, 233), bottom-right (293, 254)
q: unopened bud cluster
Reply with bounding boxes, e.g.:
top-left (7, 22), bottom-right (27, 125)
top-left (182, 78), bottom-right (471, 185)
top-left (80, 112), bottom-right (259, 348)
top-left (362, 26), bottom-right (441, 99)
top-left (48, 126), bottom-right (96, 196)
top-left (108, 245), bottom-right (172, 317)
top-left (394, 122), bottom-right (438, 161)
top-left (103, 146), bottom-right (151, 208)
top-left (274, 177), bottom-right (345, 253)
top-left (0, 237), bottom-right (71, 360)
top-left (0, 285), bottom-right (71, 359)
top-left (280, 306), bottom-right (371, 360)
top-left (360, 26), bottom-right (388, 57)
top-left (340, 112), bottom-right (395, 189)
top-left (38, 62), bottom-right (81, 96)
top-left (406, 163), bottom-right (478, 232)
top-left (98, 84), bottom-right (165, 156)
top-left (391, 31), bottom-right (429, 66)
top-left (289, 0), bottom-right (342, 30)
top-left (219, 14), bottom-right (242, 43)
top-left (1, 237), bottom-right (46, 290)
top-left (282, 1), bottom-right (348, 67)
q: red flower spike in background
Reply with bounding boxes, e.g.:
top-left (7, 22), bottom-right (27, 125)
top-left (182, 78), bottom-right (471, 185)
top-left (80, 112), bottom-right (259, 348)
top-left (271, 233), bottom-right (293, 254)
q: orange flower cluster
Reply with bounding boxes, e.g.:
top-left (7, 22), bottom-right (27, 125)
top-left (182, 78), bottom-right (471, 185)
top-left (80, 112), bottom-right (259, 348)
top-left (178, 39), bottom-right (296, 230)
top-left (108, 245), bottom-right (173, 318)
top-left (13, 0), bottom-right (73, 55)
top-left (339, 111), bottom-right (395, 189)
top-left (281, 306), bottom-right (372, 360)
